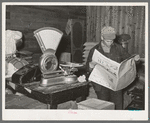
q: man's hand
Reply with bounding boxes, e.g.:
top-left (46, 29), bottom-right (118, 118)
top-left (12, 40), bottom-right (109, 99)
top-left (134, 55), bottom-right (140, 61)
top-left (89, 61), bottom-right (97, 69)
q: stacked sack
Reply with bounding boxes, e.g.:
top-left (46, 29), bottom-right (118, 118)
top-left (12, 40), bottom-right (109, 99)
top-left (5, 30), bottom-right (29, 78)
top-left (82, 42), bottom-right (98, 65)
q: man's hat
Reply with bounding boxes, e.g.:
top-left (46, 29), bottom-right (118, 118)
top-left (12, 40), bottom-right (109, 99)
top-left (118, 34), bottom-right (131, 42)
top-left (101, 26), bottom-right (116, 40)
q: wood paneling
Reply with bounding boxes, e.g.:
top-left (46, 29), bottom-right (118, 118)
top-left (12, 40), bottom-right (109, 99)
top-left (6, 5), bottom-right (86, 53)
top-left (86, 6), bottom-right (145, 57)
top-left (96, 7), bottom-right (101, 42)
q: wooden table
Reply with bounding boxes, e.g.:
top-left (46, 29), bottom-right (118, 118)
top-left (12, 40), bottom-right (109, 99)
top-left (9, 81), bottom-right (89, 109)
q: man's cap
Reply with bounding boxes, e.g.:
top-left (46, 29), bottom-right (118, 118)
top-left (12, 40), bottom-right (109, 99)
top-left (101, 26), bottom-right (116, 40)
top-left (118, 34), bottom-right (131, 42)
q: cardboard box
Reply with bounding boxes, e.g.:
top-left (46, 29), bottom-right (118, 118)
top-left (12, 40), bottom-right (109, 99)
top-left (77, 98), bottom-right (115, 110)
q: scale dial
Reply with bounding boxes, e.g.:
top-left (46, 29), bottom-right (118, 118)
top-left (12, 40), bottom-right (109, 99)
top-left (39, 49), bottom-right (58, 73)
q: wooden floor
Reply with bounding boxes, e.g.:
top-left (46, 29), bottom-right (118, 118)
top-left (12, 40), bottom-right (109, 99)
top-left (5, 93), bottom-right (78, 109)
top-left (5, 93), bottom-right (48, 109)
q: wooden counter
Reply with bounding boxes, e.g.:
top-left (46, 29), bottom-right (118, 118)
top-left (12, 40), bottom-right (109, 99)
top-left (9, 81), bottom-right (89, 109)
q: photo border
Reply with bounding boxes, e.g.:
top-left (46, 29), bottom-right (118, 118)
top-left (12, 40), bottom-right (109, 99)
top-left (1, 0), bottom-right (149, 122)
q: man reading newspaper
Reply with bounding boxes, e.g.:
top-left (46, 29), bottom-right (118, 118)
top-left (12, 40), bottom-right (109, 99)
top-left (86, 26), bottom-right (140, 110)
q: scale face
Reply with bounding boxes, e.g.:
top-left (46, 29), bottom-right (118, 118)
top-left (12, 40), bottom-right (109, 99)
top-left (34, 27), bottom-right (63, 53)
top-left (39, 49), bottom-right (58, 73)
top-left (34, 27), bottom-right (63, 73)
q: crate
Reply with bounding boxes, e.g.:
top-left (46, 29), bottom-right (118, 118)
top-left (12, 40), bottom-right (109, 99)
top-left (77, 98), bottom-right (115, 110)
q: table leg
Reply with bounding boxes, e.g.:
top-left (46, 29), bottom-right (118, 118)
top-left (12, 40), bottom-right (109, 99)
top-left (47, 104), bottom-right (50, 109)
top-left (50, 104), bottom-right (57, 109)
top-left (46, 103), bottom-right (57, 109)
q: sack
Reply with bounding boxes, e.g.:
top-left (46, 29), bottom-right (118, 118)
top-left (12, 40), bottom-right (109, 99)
top-left (7, 57), bottom-right (28, 69)
top-left (6, 57), bottom-right (28, 78)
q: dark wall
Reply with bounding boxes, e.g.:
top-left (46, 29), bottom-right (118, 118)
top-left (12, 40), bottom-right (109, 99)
top-left (6, 5), bottom-right (86, 53)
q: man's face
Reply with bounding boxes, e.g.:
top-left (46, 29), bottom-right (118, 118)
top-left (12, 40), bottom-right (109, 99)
top-left (103, 39), bottom-right (114, 48)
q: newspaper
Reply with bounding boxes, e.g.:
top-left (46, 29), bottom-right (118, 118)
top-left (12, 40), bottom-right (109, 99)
top-left (88, 49), bottom-right (137, 91)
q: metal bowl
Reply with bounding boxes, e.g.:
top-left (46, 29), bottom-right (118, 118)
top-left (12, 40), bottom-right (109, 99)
top-left (64, 75), bottom-right (77, 82)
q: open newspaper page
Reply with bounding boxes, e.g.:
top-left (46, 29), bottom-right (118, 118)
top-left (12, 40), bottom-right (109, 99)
top-left (88, 64), bottom-right (118, 90)
top-left (116, 55), bottom-right (136, 91)
top-left (91, 49), bottom-right (120, 76)
top-left (88, 49), bottom-right (137, 91)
